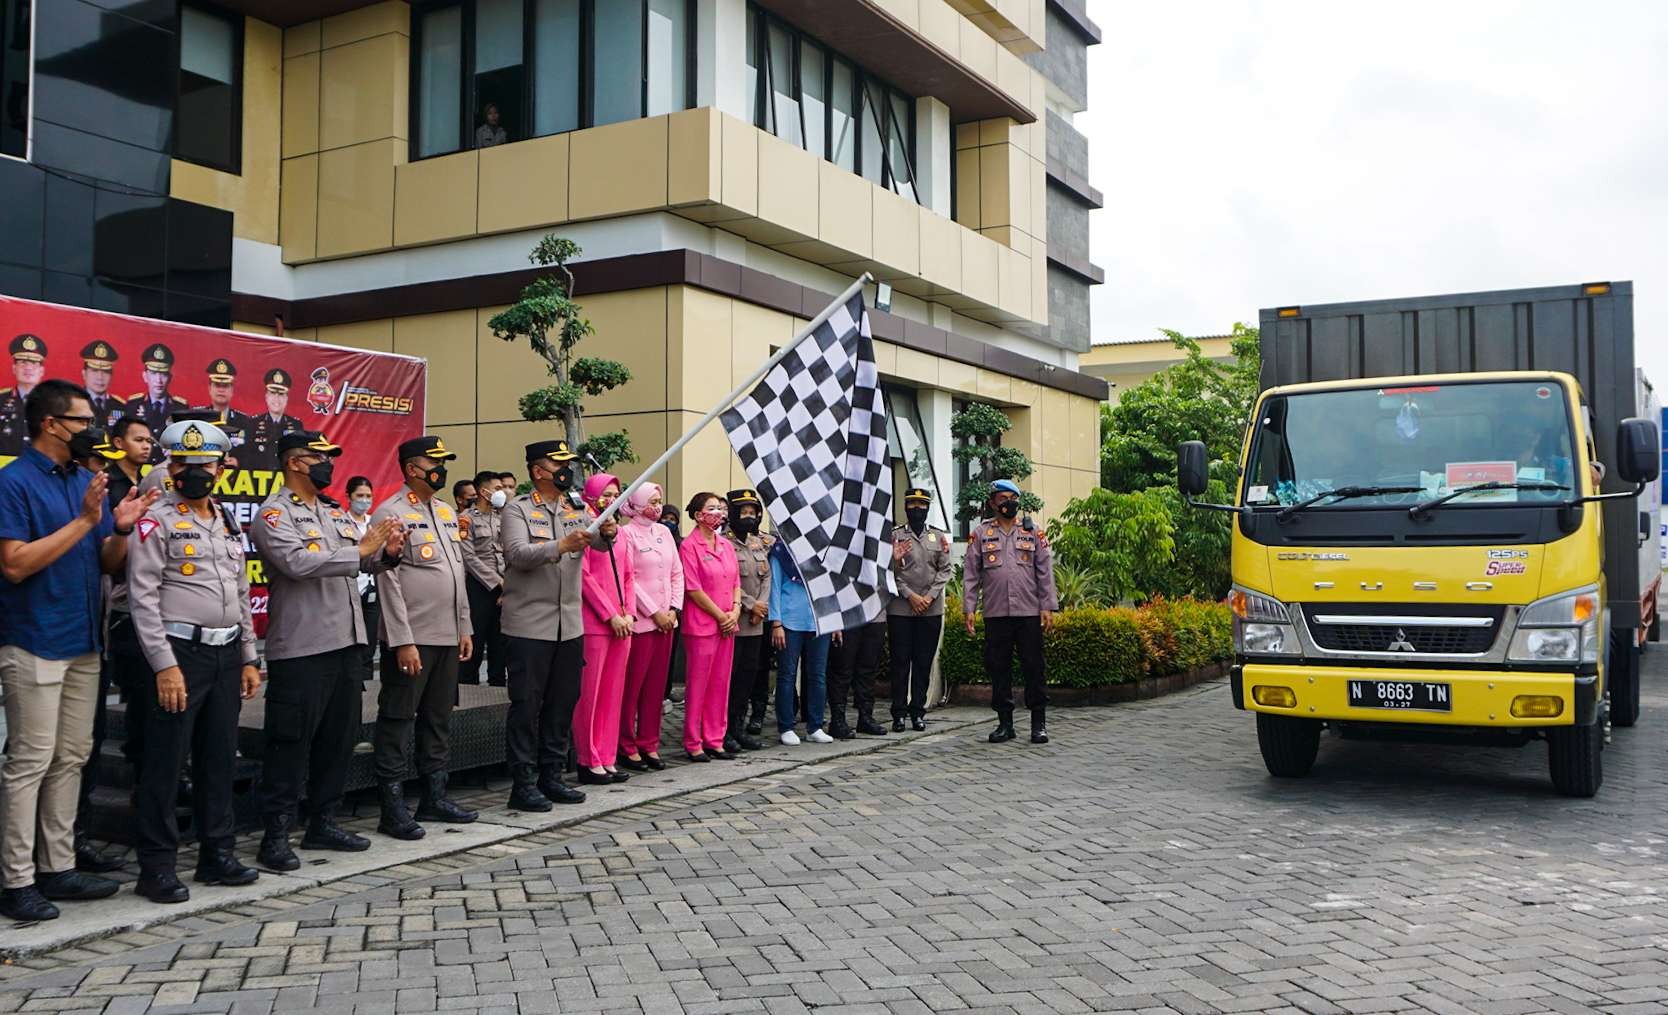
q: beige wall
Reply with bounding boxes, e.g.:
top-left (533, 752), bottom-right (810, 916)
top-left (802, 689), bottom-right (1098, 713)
top-left (1079, 337), bottom-right (1237, 404)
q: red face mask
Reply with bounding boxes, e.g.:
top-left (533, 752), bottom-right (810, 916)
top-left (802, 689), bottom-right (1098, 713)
top-left (697, 509), bottom-right (725, 530)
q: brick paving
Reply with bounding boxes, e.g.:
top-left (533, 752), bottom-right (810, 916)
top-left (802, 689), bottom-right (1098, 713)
top-left (0, 657), bottom-right (1665, 1013)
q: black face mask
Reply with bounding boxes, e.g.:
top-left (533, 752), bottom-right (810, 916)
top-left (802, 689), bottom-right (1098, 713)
top-left (67, 426), bottom-right (107, 462)
top-left (731, 515), bottom-right (759, 538)
top-left (996, 500), bottom-right (1020, 519)
top-left (420, 463), bottom-right (447, 491)
top-left (906, 507), bottom-right (929, 533)
top-left (308, 460), bottom-right (335, 490)
top-left (177, 465), bottom-right (216, 500)
top-left (551, 465), bottom-right (574, 489)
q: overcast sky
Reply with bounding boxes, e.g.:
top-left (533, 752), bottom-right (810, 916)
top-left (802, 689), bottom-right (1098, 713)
top-left (1085, 1), bottom-right (1668, 384)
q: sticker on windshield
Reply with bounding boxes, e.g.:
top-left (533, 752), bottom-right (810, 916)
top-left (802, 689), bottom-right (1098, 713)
top-left (1535, 386), bottom-right (1552, 399)
top-left (1446, 461), bottom-right (1517, 502)
top-left (1247, 484), bottom-right (1269, 503)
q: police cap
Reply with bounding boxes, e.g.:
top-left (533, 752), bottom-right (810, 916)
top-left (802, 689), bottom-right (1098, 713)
top-left (141, 343), bottom-right (174, 373)
top-left (69, 427), bottom-right (125, 462)
top-left (206, 358), bottom-right (237, 383)
top-left (903, 487), bottom-right (933, 504)
top-left (160, 419), bottom-right (230, 462)
top-left (277, 430), bottom-right (342, 459)
top-left (399, 435), bottom-right (456, 463)
top-left (263, 368), bottom-right (291, 392)
top-left (10, 334), bottom-right (46, 363)
top-left (524, 438), bottom-right (577, 463)
top-left (726, 488), bottom-right (761, 508)
top-left (80, 341), bottom-right (117, 371)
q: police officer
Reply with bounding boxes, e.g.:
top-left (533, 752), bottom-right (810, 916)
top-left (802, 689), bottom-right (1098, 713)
top-left (0, 333), bottom-right (47, 456)
top-left (963, 479), bottom-right (1058, 744)
top-left (371, 435), bottom-right (476, 839)
top-left (499, 439), bottom-right (610, 810)
top-left (204, 359), bottom-right (252, 448)
top-left (459, 471), bottom-right (508, 687)
top-left (827, 616), bottom-right (888, 739)
top-left (887, 488), bottom-right (953, 732)
top-left (123, 343), bottom-right (186, 461)
top-left (723, 489), bottom-right (771, 753)
top-left (125, 420), bottom-right (261, 903)
top-left (247, 369), bottom-right (302, 470)
top-left (81, 342), bottom-right (123, 428)
top-left (251, 431), bottom-right (404, 871)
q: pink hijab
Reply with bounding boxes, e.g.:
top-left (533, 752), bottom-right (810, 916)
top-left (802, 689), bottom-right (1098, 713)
top-left (625, 481), bottom-right (663, 522)
top-left (582, 472), bottom-right (620, 512)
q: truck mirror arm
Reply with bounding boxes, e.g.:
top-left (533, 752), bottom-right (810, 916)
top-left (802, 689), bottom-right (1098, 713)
top-left (1570, 480), bottom-right (1648, 505)
top-left (1185, 497), bottom-right (1247, 515)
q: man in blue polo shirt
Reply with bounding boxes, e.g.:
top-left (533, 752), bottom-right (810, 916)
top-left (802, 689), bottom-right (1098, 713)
top-left (0, 379), bottom-right (156, 922)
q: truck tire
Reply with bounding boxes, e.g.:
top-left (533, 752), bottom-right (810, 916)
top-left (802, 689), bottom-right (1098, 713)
top-left (1610, 631), bottom-right (1640, 728)
top-left (1547, 722), bottom-right (1603, 797)
top-left (1256, 713), bottom-right (1321, 778)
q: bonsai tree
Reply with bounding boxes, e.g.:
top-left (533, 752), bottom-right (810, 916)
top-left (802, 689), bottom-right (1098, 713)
top-left (487, 235), bottom-right (635, 470)
top-left (951, 401), bottom-right (1041, 524)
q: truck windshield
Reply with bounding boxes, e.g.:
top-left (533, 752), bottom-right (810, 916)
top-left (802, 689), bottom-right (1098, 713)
top-left (1243, 380), bottom-right (1577, 510)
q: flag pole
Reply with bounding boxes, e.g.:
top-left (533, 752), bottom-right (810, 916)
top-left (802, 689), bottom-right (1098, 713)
top-left (587, 271), bottom-right (875, 534)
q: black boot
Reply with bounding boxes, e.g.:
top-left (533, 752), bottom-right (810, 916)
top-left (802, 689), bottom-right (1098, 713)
top-left (415, 772), bottom-right (478, 824)
top-left (829, 718), bottom-right (856, 740)
top-left (74, 833), bottom-right (124, 874)
top-left (1030, 710), bottom-right (1048, 745)
top-left (539, 765), bottom-right (585, 805)
top-left (912, 715), bottom-right (927, 732)
top-left (135, 870), bottom-right (189, 905)
top-left (194, 847), bottom-right (258, 886)
top-left (988, 716), bottom-right (1016, 743)
top-left (257, 814), bottom-right (300, 871)
top-left (508, 766), bottom-right (553, 812)
top-left (891, 716), bottom-right (906, 733)
top-left (856, 714), bottom-right (887, 736)
top-left (301, 814), bottom-right (370, 852)
top-left (377, 781), bottom-right (425, 840)
top-left (733, 730), bottom-right (763, 751)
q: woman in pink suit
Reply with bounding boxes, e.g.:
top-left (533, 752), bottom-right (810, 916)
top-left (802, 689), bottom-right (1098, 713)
top-left (575, 474), bottom-right (635, 785)
top-left (618, 482), bottom-right (682, 771)
top-left (678, 492), bottom-right (741, 762)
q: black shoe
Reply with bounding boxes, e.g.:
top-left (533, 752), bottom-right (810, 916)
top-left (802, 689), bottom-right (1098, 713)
top-left (722, 734), bottom-right (743, 754)
top-left (912, 717), bottom-right (927, 732)
top-left (1030, 709), bottom-right (1048, 744)
top-left (607, 770), bottom-right (630, 783)
top-left (829, 723), bottom-right (856, 741)
top-left (194, 849), bottom-right (258, 887)
top-left (135, 871), bottom-right (190, 905)
top-left (74, 834), bottom-right (124, 874)
top-left (618, 754), bottom-right (649, 772)
top-left (745, 719), bottom-right (763, 736)
top-left (734, 733), bottom-right (763, 751)
top-left (856, 716), bottom-right (887, 736)
top-left (707, 748), bottom-right (735, 761)
top-left (377, 781), bottom-right (425, 841)
top-left (301, 817), bottom-right (371, 852)
top-left (508, 766), bottom-right (553, 812)
top-left (257, 815), bottom-right (300, 872)
top-left (988, 722), bottom-right (1016, 744)
top-left (644, 754), bottom-right (667, 771)
top-left (539, 766), bottom-right (586, 804)
top-left (891, 717), bottom-right (906, 733)
top-left (415, 772), bottom-right (477, 824)
top-left (0, 886), bottom-right (58, 922)
top-left (35, 870), bottom-right (118, 901)
top-left (578, 768), bottom-right (614, 785)
top-left (684, 752), bottom-right (710, 763)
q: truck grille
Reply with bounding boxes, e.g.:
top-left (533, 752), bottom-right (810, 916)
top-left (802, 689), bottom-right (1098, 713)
top-left (1302, 605), bottom-right (1503, 655)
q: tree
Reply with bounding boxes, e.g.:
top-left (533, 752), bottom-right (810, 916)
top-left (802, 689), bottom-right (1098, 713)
top-left (950, 401), bottom-right (1041, 524)
top-left (487, 236), bottom-right (636, 470)
top-left (1047, 488), bottom-right (1176, 604)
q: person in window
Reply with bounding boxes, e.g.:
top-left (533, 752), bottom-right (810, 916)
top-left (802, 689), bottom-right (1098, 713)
top-left (475, 102), bottom-right (507, 148)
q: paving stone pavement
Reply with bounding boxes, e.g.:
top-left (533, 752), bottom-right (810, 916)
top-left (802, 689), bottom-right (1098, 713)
top-left (1, 657), bottom-right (1666, 1014)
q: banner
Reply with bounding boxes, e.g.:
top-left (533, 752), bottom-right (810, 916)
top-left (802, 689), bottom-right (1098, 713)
top-left (0, 296), bottom-right (427, 634)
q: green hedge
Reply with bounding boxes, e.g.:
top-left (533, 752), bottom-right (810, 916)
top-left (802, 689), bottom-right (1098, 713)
top-left (943, 596), bottom-right (1231, 688)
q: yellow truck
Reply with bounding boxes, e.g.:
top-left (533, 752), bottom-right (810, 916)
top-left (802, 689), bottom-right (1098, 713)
top-left (1179, 282), bottom-right (1659, 796)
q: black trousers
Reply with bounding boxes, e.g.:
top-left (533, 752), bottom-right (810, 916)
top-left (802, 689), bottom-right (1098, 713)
top-left (726, 635), bottom-right (768, 731)
top-left (109, 613), bottom-right (153, 778)
top-left (985, 616), bottom-right (1047, 717)
top-left (357, 595), bottom-right (380, 682)
top-left (136, 639), bottom-right (241, 874)
top-left (888, 614), bottom-right (944, 719)
top-left (77, 652), bottom-right (115, 827)
top-left (259, 647), bottom-right (362, 824)
top-left (827, 620), bottom-right (885, 723)
top-left (505, 635), bottom-right (582, 771)
top-left (461, 577), bottom-right (506, 686)
top-left (374, 644), bottom-right (458, 782)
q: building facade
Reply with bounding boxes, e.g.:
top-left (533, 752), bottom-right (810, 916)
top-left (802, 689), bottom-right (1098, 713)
top-left (0, 0), bottom-right (1105, 529)
top-left (1079, 335), bottom-right (1236, 404)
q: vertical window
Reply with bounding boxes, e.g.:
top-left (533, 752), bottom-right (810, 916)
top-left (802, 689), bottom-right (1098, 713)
top-left (531, 0), bottom-right (578, 136)
top-left (646, 0), bottom-right (689, 116)
top-left (887, 91), bottom-right (916, 201)
top-left (828, 56), bottom-right (854, 172)
top-left (764, 21), bottom-right (799, 147)
top-left (884, 386), bottom-right (952, 531)
top-left (798, 40), bottom-right (824, 161)
top-left (744, 8), bottom-right (759, 128)
top-left (176, 4), bottom-right (241, 172)
top-left (590, 1), bottom-right (643, 127)
top-left (858, 82), bottom-right (883, 185)
top-left (0, 0), bottom-right (27, 160)
top-left (416, 4), bottom-right (463, 157)
top-left (472, 0), bottom-right (523, 147)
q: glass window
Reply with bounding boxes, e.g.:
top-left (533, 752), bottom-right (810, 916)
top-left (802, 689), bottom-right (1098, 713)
top-left (472, 0), bottom-right (522, 147)
top-left (1, 0), bottom-right (30, 160)
top-left (744, 7), bottom-right (759, 128)
top-left (646, 0), bottom-right (688, 116)
top-left (176, 4), bottom-right (240, 172)
top-left (798, 40), bottom-right (824, 160)
top-left (887, 91), bottom-right (916, 201)
top-left (828, 56), bottom-right (855, 172)
top-left (885, 386), bottom-right (951, 531)
top-left (416, 4), bottom-right (463, 157)
top-left (591, 1), bottom-right (643, 127)
top-left (765, 21), bottom-right (799, 147)
top-left (859, 81), bottom-right (883, 185)
top-left (532, 0), bottom-right (579, 136)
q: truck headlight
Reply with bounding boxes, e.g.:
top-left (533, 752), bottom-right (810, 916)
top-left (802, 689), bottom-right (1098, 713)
top-left (1508, 585), bottom-right (1600, 664)
top-left (1241, 623), bottom-right (1290, 653)
top-left (1232, 586), bottom-right (1299, 655)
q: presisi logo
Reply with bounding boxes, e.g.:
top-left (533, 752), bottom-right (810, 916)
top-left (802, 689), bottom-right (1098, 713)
top-left (339, 384), bottom-right (416, 416)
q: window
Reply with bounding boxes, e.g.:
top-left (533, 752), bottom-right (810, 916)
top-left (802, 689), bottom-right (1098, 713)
top-left (0, 0), bottom-right (27, 160)
top-left (411, 0), bottom-right (695, 160)
top-left (884, 386), bottom-right (951, 531)
top-left (176, 3), bottom-right (242, 172)
top-left (748, 4), bottom-right (921, 204)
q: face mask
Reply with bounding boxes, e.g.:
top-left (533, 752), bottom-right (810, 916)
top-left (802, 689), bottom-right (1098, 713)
top-left (906, 507), bottom-right (929, 532)
top-left (67, 426), bottom-right (107, 462)
top-left (177, 465), bottom-right (216, 500)
top-left (697, 509), bottom-right (725, 531)
top-left (489, 489), bottom-right (508, 509)
top-left (308, 460), bottom-right (335, 490)
top-left (420, 464), bottom-right (447, 491)
top-left (731, 515), bottom-right (760, 538)
top-left (351, 496), bottom-right (373, 515)
top-left (996, 500), bottom-right (1020, 519)
top-left (551, 466), bottom-right (574, 489)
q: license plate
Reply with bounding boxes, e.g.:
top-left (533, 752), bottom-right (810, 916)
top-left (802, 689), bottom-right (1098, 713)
top-left (1347, 679), bottom-right (1452, 711)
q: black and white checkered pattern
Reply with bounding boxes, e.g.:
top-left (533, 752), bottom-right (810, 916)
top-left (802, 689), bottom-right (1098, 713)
top-left (721, 292), bottom-right (892, 635)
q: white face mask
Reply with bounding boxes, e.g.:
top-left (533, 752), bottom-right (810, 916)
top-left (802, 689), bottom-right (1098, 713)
top-left (351, 497), bottom-right (372, 515)
top-left (489, 489), bottom-right (509, 509)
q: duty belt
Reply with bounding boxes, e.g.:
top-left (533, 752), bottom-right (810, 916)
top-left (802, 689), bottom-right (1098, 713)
top-left (163, 622), bottom-right (241, 646)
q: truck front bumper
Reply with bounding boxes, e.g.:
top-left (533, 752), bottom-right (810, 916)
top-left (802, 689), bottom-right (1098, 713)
top-left (1231, 663), bottom-right (1598, 727)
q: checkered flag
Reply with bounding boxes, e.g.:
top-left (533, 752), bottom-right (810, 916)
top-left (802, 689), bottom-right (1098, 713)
top-left (721, 291), bottom-right (893, 635)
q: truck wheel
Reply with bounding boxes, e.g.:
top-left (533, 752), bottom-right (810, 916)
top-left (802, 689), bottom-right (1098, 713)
top-left (1547, 722), bottom-right (1603, 797)
top-left (1610, 631), bottom-right (1641, 728)
top-left (1256, 713), bottom-right (1321, 778)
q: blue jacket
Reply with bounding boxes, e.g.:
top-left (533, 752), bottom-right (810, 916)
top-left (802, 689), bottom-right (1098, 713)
top-left (767, 541), bottom-right (816, 632)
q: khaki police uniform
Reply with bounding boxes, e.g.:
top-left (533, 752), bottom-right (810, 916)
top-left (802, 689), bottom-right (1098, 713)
top-left (725, 489), bottom-right (774, 741)
top-left (887, 499), bottom-right (954, 723)
top-left (459, 503), bottom-right (507, 686)
top-left (963, 515), bottom-right (1059, 729)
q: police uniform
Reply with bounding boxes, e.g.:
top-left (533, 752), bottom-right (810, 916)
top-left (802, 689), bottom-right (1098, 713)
top-left (828, 616), bottom-right (888, 738)
top-left (887, 488), bottom-right (954, 730)
top-left (724, 490), bottom-right (773, 751)
top-left (125, 420), bottom-right (259, 902)
top-left (963, 488), bottom-right (1059, 743)
top-left (0, 333), bottom-right (46, 457)
top-left (249, 431), bottom-right (396, 870)
top-left (499, 439), bottom-right (606, 809)
top-left (370, 435), bottom-right (475, 838)
top-left (81, 341), bottom-right (123, 428)
top-left (123, 343), bottom-right (187, 463)
top-left (204, 359), bottom-right (252, 452)
top-left (459, 497), bottom-right (507, 687)
top-left (245, 369), bottom-right (302, 471)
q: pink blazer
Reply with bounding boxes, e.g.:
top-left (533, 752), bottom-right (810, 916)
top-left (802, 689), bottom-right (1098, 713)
top-left (679, 531), bottom-right (738, 637)
top-left (581, 539), bottom-right (635, 636)
top-left (622, 518), bottom-right (684, 634)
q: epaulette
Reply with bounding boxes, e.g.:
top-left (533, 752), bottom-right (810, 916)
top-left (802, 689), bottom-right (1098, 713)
top-left (129, 392), bottom-right (146, 400)
top-left (170, 395), bottom-right (187, 405)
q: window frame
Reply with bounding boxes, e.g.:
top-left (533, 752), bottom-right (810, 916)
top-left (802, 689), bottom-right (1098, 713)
top-left (0, 0), bottom-right (33, 163)
top-left (409, 0), bottom-right (696, 162)
top-left (174, 0), bottom-right (244, 175)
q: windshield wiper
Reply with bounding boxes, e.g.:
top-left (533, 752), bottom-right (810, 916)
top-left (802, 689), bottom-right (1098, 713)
top-left (1408, 481), bottom-right (1568, 519)
top-left (1275, 485), bottom-right (1423, 522)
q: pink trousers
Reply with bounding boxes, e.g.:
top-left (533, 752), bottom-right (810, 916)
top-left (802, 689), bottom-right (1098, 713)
top-left (682, 633), bottom-right (734, 755)
top-left (574, 632), bottom-right (631, 769)
top-left (619, 629), bottom-right (673, 756)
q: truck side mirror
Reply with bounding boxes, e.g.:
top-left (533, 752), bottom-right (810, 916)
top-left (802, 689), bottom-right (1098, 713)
top-left (1615, 418), bottom-right (1660, 484)
top-left (1177, 441), bottom-right (1209, 496)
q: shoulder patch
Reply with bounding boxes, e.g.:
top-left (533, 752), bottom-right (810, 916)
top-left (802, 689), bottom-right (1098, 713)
top-left (136, 518), bottom-right (160, 542)
top-left (406, 491), bottom-right (418, 505)
top-left (261, 507), bottom-right (282, 529)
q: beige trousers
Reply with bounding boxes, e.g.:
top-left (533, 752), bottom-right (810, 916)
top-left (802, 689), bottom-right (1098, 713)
top-left (0, 647), bottom-right (100, 888)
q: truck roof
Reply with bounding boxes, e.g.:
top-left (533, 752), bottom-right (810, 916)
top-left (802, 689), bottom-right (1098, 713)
top-left (1261, 369), bottom-right (1580, 399)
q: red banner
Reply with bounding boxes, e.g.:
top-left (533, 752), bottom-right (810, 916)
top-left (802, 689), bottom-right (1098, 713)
top-left (0, 296), bottom-right (427, 633)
